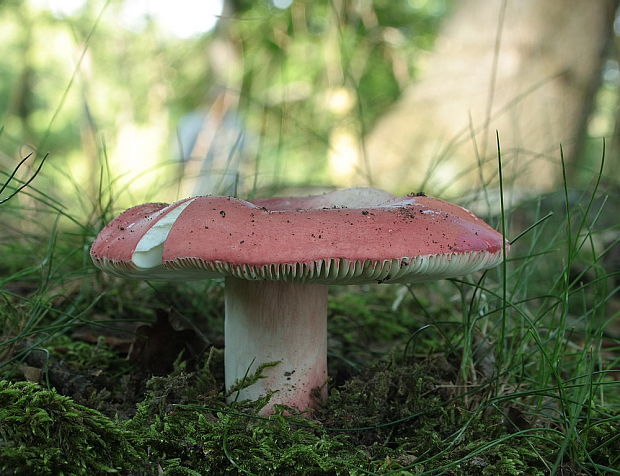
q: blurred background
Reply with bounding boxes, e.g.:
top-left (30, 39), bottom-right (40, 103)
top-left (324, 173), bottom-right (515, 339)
top-left (1, 0), bottom-right (619, 215)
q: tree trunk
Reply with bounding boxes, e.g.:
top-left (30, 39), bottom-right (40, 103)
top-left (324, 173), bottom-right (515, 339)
top-left (363, 0), bottom-right (617, 195)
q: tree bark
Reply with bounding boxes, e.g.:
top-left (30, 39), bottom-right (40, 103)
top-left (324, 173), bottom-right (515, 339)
top-left (363, 0), bottom-right (617, 195)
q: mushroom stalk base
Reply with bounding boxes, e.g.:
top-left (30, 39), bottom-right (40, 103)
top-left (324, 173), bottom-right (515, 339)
top-left (224, 278), bottom-right (328, 414)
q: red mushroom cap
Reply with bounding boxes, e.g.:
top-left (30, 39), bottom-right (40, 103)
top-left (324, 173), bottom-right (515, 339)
top-left (91, 193), bottom-right (507, 284)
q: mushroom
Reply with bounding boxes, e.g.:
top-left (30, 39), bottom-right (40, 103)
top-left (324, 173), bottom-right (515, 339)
top-left (91, 187), bottom-right (508, 414)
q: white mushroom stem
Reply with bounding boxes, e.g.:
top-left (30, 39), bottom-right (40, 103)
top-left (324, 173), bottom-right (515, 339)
top-left (224, 277), bottom-right (328, 414)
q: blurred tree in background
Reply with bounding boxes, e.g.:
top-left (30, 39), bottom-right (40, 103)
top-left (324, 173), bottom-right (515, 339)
top-left (0, 0), bottom-right (617, 217)
top-left (365, 0), bottom-right (619, 195)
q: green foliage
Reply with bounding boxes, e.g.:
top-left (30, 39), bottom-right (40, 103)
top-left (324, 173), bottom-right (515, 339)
top-left (0, 0), bottom-right (452, 203)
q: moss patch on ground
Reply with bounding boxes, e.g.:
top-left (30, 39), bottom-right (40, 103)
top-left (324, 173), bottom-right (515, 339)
top-left (1, 335), bottom-right (618, 475)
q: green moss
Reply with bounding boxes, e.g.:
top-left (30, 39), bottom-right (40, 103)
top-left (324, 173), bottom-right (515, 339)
top-left (126, 371), bottom-right (369, 475)
top-left (1, 352), bottom-right (619, 475)
top-left (129, 407), bottom-right (368, 475)
top-left (0, 380), bottom-right (145, 475)
top-left (1, 319), bottom-right (618, 475)
top-left (479, 443), bottom-right (547, 475)
top-left (48, 335), bottom-right (131, 373)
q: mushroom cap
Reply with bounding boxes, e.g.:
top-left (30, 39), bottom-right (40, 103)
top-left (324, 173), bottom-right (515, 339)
top-left (91, 192), bottom-right (508, 284)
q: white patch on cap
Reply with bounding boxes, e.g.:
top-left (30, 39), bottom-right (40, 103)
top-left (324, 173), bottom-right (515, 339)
top-left (132, 199), bottom-right (196, 269)
top-left (324, 187), bottom-right (397, 207)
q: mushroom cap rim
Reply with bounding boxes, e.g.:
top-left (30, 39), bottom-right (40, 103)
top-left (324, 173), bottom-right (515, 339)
top-left (92, 247), bottom-right (504, 285)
